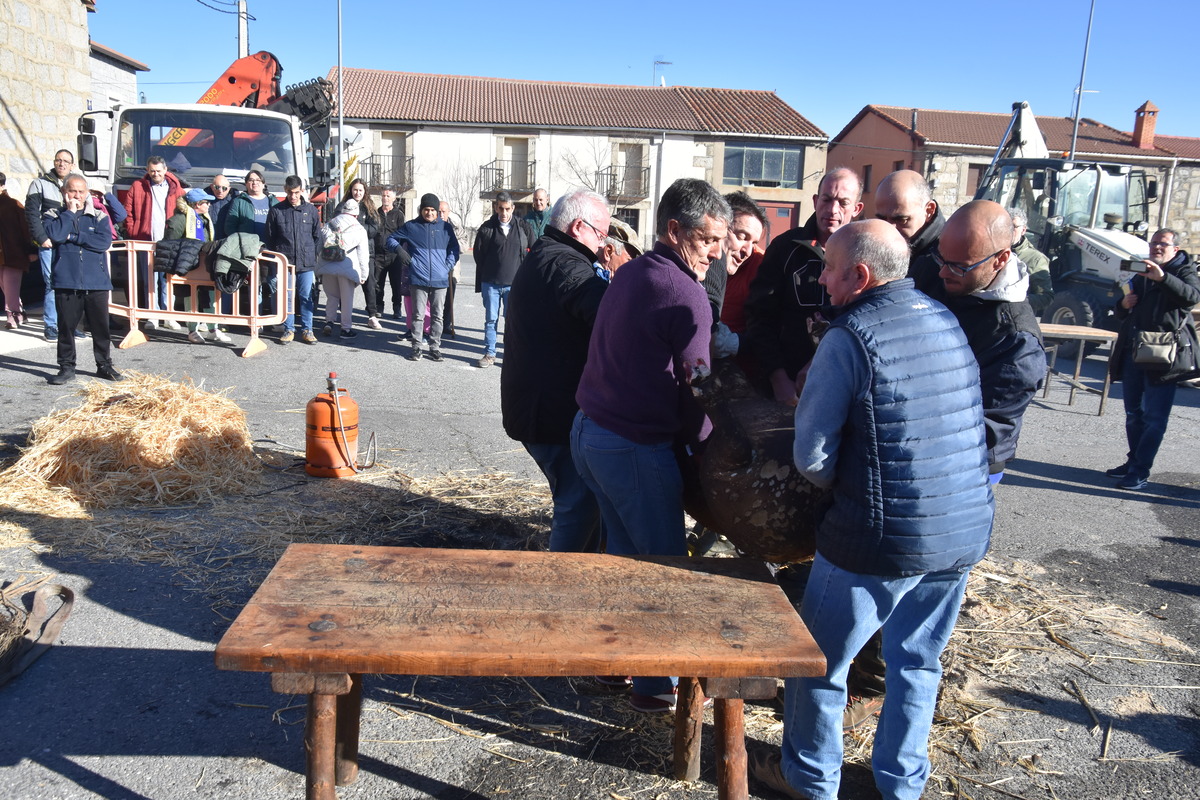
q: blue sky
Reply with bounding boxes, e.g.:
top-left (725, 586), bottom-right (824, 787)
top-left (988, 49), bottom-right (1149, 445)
top-left (89, 0), bottom-right (1198, 140)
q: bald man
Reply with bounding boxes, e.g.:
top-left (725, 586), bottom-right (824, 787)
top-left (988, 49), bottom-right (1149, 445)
top-left (874, 169), bottom-right (945, 292)
top-left (931, 200), bottom-right (1044, 481)
top-left (752, 218), bottom-right (993, 800)
top-left (744, 167), bottom-right (864, 405)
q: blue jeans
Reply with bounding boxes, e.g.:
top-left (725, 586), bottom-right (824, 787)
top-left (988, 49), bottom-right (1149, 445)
top-left (284, 271), bottom-right (316, 333)
top-left (39, 247), bottom-right (56, 329)
top-left (1121, 348), bottom-right (1178, 482)
top-left (523, 441), bottom-right (600, 554)
top-left (571, 412), bottom-right (686, 698)
top-left (781, 554), bottom-right (971, 800)
top-left (481, 282), bottom-right (510, 356)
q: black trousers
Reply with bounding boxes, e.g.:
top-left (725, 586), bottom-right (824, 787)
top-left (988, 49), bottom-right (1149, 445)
top-left (376, 258), bottom-right (404, 317)
top-left (442, 275), bottom-right (457, 335)
top-left (56, 289), bottom-right (112, 370)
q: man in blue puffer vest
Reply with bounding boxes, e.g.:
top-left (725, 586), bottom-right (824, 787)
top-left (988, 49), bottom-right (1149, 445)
top-left (752, 219), bottom-right (994, 800)
top-left (386, 192), bottom-right (460, 362)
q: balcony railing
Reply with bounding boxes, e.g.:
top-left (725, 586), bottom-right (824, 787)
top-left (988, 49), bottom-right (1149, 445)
top-left (596, 165), bottom-right (650, 202)
top-left (358, 155), bottom-right (414, 193)
top-left (480, 159), bottom-right (536, 194)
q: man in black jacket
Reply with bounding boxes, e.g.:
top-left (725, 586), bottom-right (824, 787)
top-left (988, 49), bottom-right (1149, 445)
top-left (375, 187), bottom-right (407, 320)
top-left (473, 191), bottom-right (533, 368)
top-left (874, 169), bottom-right (944, 293)
top-left (501, 189), bottom-right (611, 552)
top-left (744, 167), bottom-right (863, 405)
top-left (265, 176), bottom-right (322, 344)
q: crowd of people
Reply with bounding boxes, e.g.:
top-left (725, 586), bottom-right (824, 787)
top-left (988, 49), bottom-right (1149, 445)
top-left (3, 149), bottom-right (1199, 800)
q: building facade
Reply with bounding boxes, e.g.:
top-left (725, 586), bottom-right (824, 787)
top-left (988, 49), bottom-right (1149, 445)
top-left (329, 70), bottom-right (827, 249)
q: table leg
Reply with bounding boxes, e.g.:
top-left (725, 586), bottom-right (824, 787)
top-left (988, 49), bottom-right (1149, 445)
top-left (335, 674), bottom-right (363, 785)
top-left (673, 676), bottom-right (704, 782)
top-left (1069, 341), bottom-right (1085, 406)
top-left (713, 698), bottom-right (748, 800)
top-left (305, 692), bottom-right (338, 800)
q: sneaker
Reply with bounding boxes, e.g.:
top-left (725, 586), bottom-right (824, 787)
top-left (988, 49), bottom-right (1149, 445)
top-left (74, 328), bottom-right (87, 339)
top-left (162, 319), bottom-right (183, 331)
top-left (300, 329), bottom-right (317, 344)
top-left (476, 354), bottom-right (496, 368)
top-left (1117, 475), bottom-right (1149, 491)
top-left (595, 676), bottom-right (633, 689)
top-left (629, 691), bottom-right (678, 713)
top-left (749, 749), bottom-right (812, 800)
top-left (211, 327), bottom-right (232, 343)
top-left (427, 349), bottom-right (444, 362)
top-left (406, 347), bottom-right (422, 362)
top-left (142, 319), bottom-right (158, 331)
top-left (187, 331), bottom-right (206, 345)
top-left (367, 316), bottom-right (382, 330)
top-left (339, 328), bottom-right (358, 339)
top-left (96, 365), bottom-right (124, 381)
top-left (44, 326), bottom-right (58, 341)
top-left (47, 367), bottom-right (74, 385)
top-left (279, 330), bottom-right (295, 344)
top-left (321, 324), bottom-right (333, 337)
top-left (1105, 463), bottom-right (1131, 478)
top-left (843, 694), bottom-right (884, 732)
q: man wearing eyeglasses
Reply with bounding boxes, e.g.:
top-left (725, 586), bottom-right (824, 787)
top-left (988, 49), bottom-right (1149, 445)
top-left (25, 150), bottom-right (77, 341)
top-left (931, 199), bottom-right (1044, 483)
top-left (745, 167), bottom-right (864, 406)
top-left (206, 174), bottom-right (238, 238)
top-left (874, 170), bottom-right (945, 293)
top-left (502, 189), bottom-right (611, 555)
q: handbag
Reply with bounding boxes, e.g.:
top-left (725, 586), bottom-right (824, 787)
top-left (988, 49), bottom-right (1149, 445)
top-left (1132, 329), bottom-right (1178, 368)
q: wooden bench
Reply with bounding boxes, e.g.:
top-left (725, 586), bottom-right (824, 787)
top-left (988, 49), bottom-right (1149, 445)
top-left (1040, 322), bottom-right (1120, 415)
top-left (215, 544), bottom-right (824, 800)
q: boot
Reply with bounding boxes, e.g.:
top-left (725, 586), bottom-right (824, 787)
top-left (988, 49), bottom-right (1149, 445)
top-left (48, 367), bottom-right (75, 385)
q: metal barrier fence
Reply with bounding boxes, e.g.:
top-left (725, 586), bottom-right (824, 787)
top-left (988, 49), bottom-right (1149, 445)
top-left (107, 240), bottom-right (295, 358)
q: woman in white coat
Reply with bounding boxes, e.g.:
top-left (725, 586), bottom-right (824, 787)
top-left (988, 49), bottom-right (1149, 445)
top-left (315, 198), bottom-right (370, 338)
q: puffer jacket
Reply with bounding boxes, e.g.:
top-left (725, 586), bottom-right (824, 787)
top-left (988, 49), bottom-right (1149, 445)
top-left (122, 170), bottom-right (186, 241)
top-left (25, 170), bottom-right (67, 245)
top-left (386, 216), bottom-right (459, 288)
top-left (42, 203), bottom-right (113, 291)
top-left (211, 232), bottom-right (263, 294)
top-left (1111, 249), bottom-right (1200, 386)
top-left (316, 214), bottom-right (370, 283)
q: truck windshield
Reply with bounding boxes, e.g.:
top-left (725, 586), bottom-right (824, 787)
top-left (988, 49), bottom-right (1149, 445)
top-left (115, 108), bottom-right (296, 189)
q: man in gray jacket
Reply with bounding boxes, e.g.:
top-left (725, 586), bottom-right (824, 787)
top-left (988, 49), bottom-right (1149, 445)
top-left (26, 149), bottom-right (76, 340)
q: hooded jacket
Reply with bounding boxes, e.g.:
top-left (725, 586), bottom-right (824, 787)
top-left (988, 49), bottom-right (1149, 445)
top-left (928, 256), bottom-right (1044, 472)
top-left (122, 170), bottom-right (186, 241)
top-left (316, 213), bottom-right (370, 283)
top-left (385, 216), bottom-right (459, 289)
top-left (1110, 249), bottom-right (1200, 386)
top-left (211, 232), bottom-right (263, 294)
top-left (42, 203), bottom-right (113, 291)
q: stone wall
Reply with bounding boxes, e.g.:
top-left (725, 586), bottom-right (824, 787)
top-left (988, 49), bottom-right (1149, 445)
top-left (0, 0), bottom-right (92, 196)
top-left (1162, 164), bottom-right (1200, 242)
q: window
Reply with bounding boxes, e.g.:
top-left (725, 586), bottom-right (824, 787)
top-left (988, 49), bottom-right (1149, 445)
top-left (893, 160), bottom-right (905, 172)
top-left (862, 165), bottom-right (873, 193)
top-left (966, 164), bottom-right (988, 197)
top-left (722, 142), bottom-right (804, 189)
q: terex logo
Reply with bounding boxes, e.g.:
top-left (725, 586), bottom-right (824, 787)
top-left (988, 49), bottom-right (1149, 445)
top-left (1079, 239), bottom-right (1111, 263)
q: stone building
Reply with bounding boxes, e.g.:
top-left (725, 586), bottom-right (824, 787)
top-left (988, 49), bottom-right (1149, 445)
top-left (327, 69), bottom-right (827, 249)
top-left (0, 0), bottom-right (95, 195)
top-left (87, 39), bottom-right (148, 169)
top-left (828, 102), bottom-right (1199, 238)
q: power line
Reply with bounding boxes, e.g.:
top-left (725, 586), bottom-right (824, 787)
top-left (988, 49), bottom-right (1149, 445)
top-left (193, 0), bottom-right (254, 17)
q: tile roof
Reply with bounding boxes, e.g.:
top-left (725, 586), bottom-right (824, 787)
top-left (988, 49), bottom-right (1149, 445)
top-left (1153, 135), bottom-right (1200, 161)
top-left (327, 69), bottom-right (825, 139)
top-left (834, 105), bottom-right (1180, 159)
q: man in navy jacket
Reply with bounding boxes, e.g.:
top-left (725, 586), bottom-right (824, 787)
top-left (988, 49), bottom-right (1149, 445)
top-left (386, 192), bottom-right (460, 361)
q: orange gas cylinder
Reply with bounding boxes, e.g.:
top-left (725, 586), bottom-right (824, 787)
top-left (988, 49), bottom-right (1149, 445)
top-left (305, 372), bottom-right (359, 478)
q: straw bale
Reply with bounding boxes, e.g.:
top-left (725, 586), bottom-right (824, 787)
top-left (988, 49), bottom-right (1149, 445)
top-left (0, 371), bottom-right (260, 511)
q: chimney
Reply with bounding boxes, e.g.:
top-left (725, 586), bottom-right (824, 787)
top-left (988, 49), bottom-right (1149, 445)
top-left (1133, 101), bottom-right (1159, 150)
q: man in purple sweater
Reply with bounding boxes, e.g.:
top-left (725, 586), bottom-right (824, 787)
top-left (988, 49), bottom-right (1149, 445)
top-left (571, 178), bottom-right (731, 713)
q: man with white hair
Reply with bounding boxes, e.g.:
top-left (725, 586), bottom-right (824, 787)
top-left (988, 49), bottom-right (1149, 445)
top-left (1007, 206), bottom-right (1053, 315)
top-left (502, 189), bottom-right (612, 553)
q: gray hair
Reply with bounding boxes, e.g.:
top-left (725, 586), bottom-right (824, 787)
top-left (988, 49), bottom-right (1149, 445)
top-left (656, 178), bottom-right (731, 237)
top-left (604, 236), bottom-right (626, 254)
top-left (495, 190), bottom-right (513, 205)
top-left (820, 166), bottom-right (864, 203)
top-left (1154, 227), bottom-right (1181, 245)
top-left (841, 221), bottom-right (910, 282)
top-left (1008, 206), bottom-right (1028, 228)
top-left (550, 189), bottom-right (607, 231)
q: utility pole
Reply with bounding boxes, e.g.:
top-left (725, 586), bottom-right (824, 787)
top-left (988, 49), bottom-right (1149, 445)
top-left (1070, 0), bottom-right (1097, 159)
top-left (237, 0), bottom-right (248, 58)
top-left (337, 0), bottom-right (344, 197)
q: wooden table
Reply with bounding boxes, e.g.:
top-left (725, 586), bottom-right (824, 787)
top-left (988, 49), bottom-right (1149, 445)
top-left (215, 544), bottom-right (825, 800)
top-left (1040, 323), bottom-right (1119, 415)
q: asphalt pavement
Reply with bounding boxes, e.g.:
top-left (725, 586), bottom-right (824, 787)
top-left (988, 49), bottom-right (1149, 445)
top-left (1, 253), bottom-right (1198, 798)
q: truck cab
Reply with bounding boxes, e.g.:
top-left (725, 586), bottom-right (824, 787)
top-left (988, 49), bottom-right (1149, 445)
top-left (78, 103), bottom-right (307, 200)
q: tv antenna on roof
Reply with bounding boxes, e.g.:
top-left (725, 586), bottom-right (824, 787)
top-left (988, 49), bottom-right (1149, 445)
top-left (652, 60), bottom-right (672, 87)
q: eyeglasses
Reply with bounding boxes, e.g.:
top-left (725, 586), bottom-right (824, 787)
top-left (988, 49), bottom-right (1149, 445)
top-left (212, 185), bottom-right (230, 193)
top-left (933, 248), bottom-right (1005, 277)
top-left (580, 219), bottom-right (609, 241)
